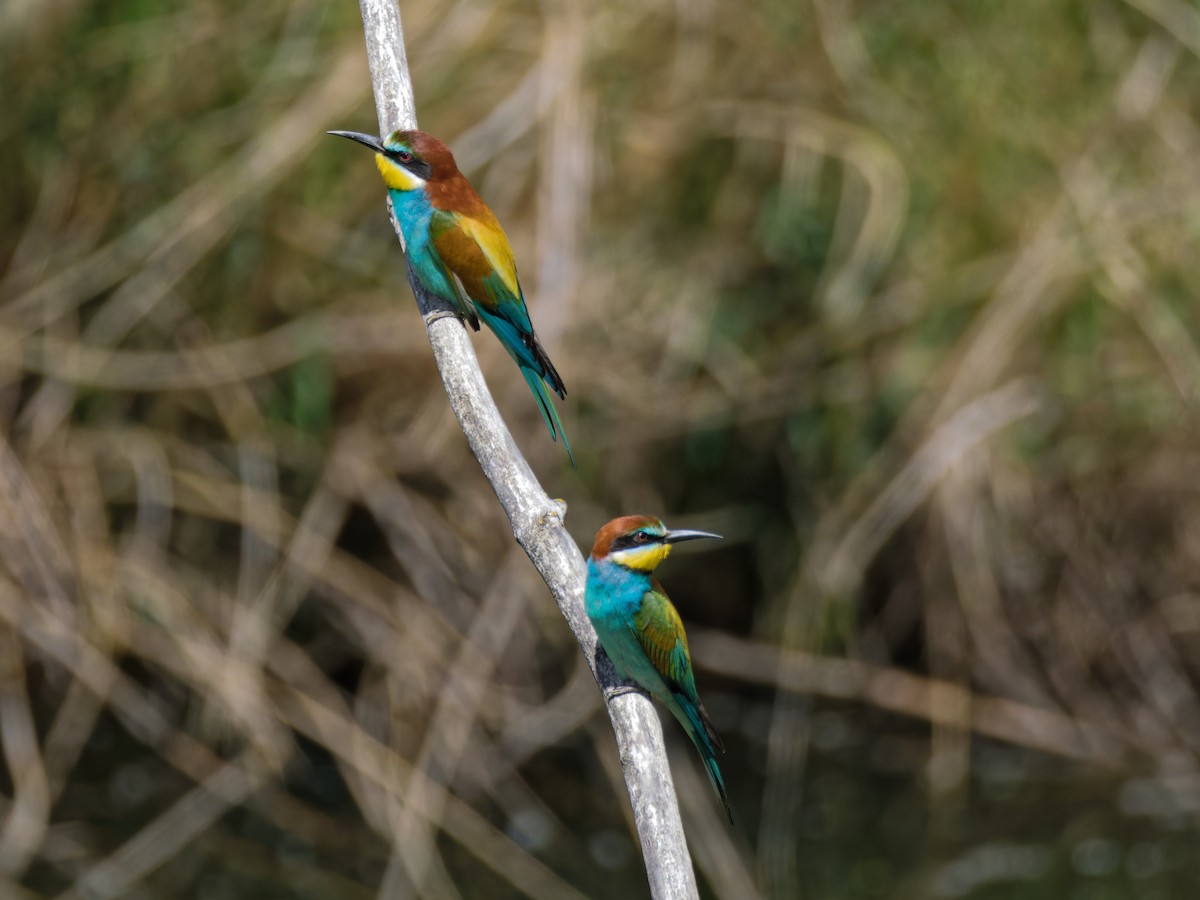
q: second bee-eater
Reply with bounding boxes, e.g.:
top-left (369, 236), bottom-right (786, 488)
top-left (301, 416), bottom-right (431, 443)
top-left (585, 515), bottom-right (732, 823)
top-left (329, 128), bottom-right (572, 465)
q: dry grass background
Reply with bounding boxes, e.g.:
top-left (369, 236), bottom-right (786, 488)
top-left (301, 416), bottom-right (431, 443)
top-left (2, 0), bottom-right (1200, 897)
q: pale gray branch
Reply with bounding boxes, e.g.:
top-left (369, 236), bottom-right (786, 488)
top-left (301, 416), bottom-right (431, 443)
top-left (351, 1), bottom-right (700, 897)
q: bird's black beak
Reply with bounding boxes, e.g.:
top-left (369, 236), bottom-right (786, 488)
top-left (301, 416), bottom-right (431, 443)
top-left (663, 529), bottom-right (722, 545)
top-left (327, 130), bottom-right (386, 153)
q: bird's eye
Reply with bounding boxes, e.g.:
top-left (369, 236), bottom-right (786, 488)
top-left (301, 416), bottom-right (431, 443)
top-left (396, 150), bottom-right (413, 162)
top-left (634, 531), bottom-right (650, 544)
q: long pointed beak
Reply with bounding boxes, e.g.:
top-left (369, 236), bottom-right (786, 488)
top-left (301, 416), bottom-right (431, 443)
top-left (663, 529), bottom-right (722, 545)
top-left (327, 130), bottom-right (386, 152)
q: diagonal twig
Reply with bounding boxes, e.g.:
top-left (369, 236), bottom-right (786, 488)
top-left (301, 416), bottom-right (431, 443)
top-left (351, 1), bottom-right (701, 896)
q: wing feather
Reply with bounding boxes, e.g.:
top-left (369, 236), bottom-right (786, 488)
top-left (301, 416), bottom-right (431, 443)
top-left (428, 207), bottom-right (567, 407)
top-left (460, 213), bottom-right (521, 301)
top-left (430, 209), bottom-right (530, 326)
top-left (632, 582), bottom-right (697, 697)
top-left (632, 581), bottom-right (725, 754)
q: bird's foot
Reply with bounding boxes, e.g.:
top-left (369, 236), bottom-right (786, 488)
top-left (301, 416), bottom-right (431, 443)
top-left (423, 308), bottom-right (463, 327)
top-left (603, 684), bottom-right (645, 704)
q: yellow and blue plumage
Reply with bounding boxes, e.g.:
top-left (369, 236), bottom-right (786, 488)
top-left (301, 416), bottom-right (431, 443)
top-left (329, 128), bottom-right (573, 465)
top-left (585, 515), bottom-right (732, 823)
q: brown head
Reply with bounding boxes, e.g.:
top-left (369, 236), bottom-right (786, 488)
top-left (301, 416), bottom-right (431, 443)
top-left (382, 130), bottom-right (459, 181)
top-left (590, 515), bottom-right (721, 572)
top-left (327, 128), bottom-right (461, 192)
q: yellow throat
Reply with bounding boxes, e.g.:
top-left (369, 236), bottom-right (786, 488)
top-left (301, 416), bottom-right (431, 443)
top-left (611, 542), bottom-right (671, 572)
top-left (375, 154), bottom-right (425, 192)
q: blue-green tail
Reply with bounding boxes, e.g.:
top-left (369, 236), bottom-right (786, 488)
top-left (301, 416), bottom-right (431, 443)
top-left (475, 303), bottom-right (573, 466)
top-left (521, 367), bottom-right (575, 467)
top-left (699, 747), bottom-right (733, 825)
top-left (672, 693), bottom-right (734, 824)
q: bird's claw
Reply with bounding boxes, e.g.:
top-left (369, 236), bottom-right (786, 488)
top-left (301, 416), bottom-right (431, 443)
top-left (423, 308), bottom-right (462, 326)
top-left (603, 683), bottom-right (644, 703)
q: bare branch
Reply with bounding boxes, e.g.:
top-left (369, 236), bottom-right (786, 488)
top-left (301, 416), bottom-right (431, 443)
top-left (350, 1), bottom-right (701, 896)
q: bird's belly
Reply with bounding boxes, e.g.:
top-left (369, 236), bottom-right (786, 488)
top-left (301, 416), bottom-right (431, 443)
top-left (387, 190), bottom-right (458, 302)
top-left (595, 617), bottom-right (670, 701)
top-left (408, 244), bottom-right (459, 302)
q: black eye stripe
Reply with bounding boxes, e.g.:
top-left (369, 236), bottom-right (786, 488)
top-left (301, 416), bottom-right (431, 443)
top-left (385, 151), bottom-right (432, 182)
top-left (613, 531), bottom-right (657, 551)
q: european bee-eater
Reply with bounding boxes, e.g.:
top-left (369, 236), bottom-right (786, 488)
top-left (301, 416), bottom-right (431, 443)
top-left (328, 128), bottom-right (572, 465)
top-left (585, 515), bottom-right (732, 823)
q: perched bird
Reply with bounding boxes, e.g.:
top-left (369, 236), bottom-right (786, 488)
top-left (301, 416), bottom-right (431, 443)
top-left (585, 515), bottom-right (732, 822)
top-left (328, 128), bottom-right (572, 464)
